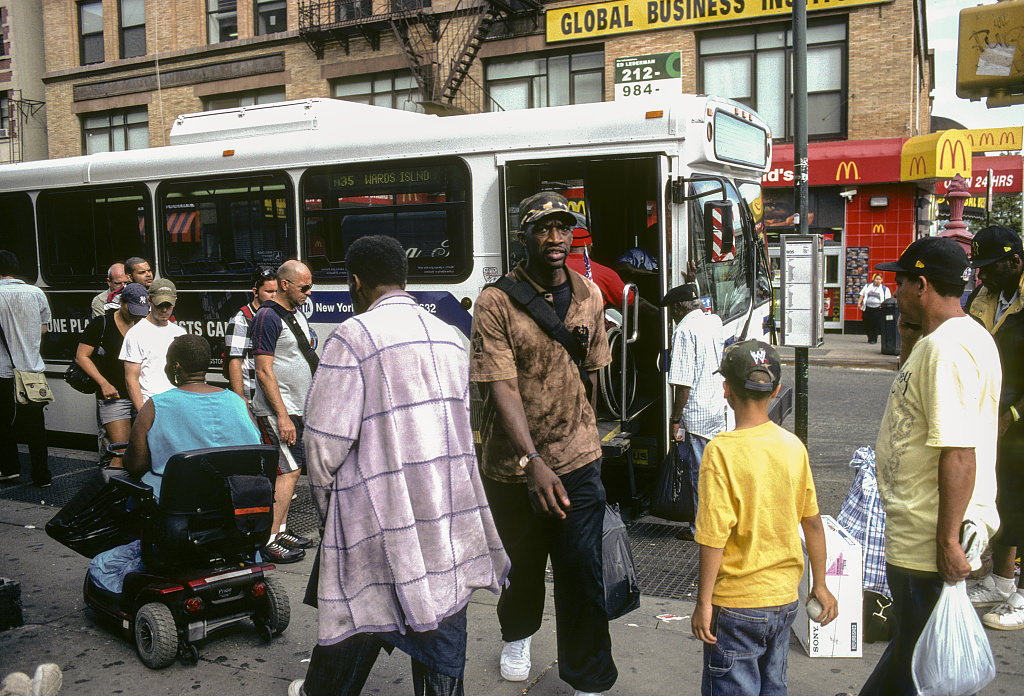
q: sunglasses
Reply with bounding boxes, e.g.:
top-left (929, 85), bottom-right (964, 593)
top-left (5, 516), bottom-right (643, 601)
top-left (283, 278), bottom-right (313, 293)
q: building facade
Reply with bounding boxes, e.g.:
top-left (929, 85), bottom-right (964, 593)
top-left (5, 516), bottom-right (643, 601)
top-left (1, 0), bottom-right (48, 163)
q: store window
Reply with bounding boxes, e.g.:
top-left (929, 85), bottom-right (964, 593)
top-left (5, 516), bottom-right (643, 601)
top-left (82, 107), bottom-right (149, 154)
top-left (301, 159), bottom-right (471, 282)
top-left (255, 0), bottom-right (286, 35)
top-left (699, 22), bottom-right (846, 141)
top-left (207, 0), bottom-right (237, 43)
top-left (203, 87), bottom-right (286, 111)
top-left (37, 185), bottom-right (153, 285)
top-left (485, 50), bottom-right (603, 111)
top-left (79, 0), bottom-right (104, 65)
top-left (332, 72), bottom-right (425, 112)
top-left (119, 0), bottom-right (146, 58)
top-left (158, 173), bottom-right (294, 283)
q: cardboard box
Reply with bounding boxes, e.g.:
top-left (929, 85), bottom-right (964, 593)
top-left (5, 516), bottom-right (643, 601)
top-left (792, 515), bottom-right (863, 658)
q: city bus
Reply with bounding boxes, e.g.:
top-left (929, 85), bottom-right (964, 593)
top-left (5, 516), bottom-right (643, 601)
top-left (0, 94), bottom-right (783, 505)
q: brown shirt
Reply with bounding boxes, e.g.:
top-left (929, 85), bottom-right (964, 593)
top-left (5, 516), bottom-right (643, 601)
top-left (470, 262), bottom-right (612, 482)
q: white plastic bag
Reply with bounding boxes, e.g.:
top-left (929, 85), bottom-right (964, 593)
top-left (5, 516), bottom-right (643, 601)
top-left (911, 580), bottom-right (996, 696)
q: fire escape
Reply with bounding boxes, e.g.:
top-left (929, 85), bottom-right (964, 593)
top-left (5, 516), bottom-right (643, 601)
top-left (298, 0), bottom-right (541, 114)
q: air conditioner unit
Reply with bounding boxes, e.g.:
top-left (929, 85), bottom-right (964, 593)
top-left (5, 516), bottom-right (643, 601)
top-left (0, 128), bottom-right (9, 138)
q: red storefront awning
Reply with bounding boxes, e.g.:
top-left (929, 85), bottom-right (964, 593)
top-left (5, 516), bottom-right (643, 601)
top-left (763, 139), bottom-right (905, 187)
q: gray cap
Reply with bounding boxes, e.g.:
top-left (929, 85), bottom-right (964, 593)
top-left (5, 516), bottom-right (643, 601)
top-left (119, 282), bottom-right (150, 316)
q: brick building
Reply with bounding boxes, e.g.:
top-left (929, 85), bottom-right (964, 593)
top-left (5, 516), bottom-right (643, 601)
top-left (1, 0), bottom-right (48, 163)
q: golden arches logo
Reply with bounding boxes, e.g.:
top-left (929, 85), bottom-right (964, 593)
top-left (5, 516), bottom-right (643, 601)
top-left (978, 132), bottom-right (996, 147)
top-left (872, 224), bottom-right (885, 235)
top-left (1000, 131), bottom-right (1017, 146)
top-left (939, 139), bottom-right (968, 171)
top-left (835, 161), bottom-right (860, 181)
top-left (907, 156), bottom-right (927, 177)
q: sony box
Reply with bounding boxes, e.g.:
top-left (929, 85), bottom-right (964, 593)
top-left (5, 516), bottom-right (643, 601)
top-left (792, 514), bottom-right (863, 658)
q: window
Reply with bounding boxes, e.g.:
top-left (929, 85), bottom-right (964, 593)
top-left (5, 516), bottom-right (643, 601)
top-left (0, 92), bottom-right (10, 138)
top-left (688, 179), bottom-right (751, 322)
top-left (332, 72), bottom-right (424, 112)
top-left (255, 0), bottom-right (286, 35)
top-left (82, 107), bottom-right (149, 154)
top-left (158, 174), bottom-right (294, 283)
top-left (119, 0), bottom-right (146, 58)
top-left (485, 50), bottom-right (603, 111)
top-left (37, 185), bottom-right (153, 285)
top-left (203, 87), bottom-right (286, 111)
top-left (79, 0), bottom-right (104, 65)
top-left (738, 181), bottom-right (773, 307)
top-left (700, 22), bottom-right (846, 141)
top-left (207, 0), bottom-right (237, 43)
top-left (0, 194), bottom-right (37, 283)
top-left (301, 159), bottom-right (471, 282)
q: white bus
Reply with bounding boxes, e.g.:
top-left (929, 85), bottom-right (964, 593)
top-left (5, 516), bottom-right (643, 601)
top-left (0, 95), bottom-right (783, 503)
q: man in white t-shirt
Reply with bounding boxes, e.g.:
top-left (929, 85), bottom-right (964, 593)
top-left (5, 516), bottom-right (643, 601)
top-left (119, 278), bottom-right (186, 410)
top-left (857, 237), bottom-right (1000, 696)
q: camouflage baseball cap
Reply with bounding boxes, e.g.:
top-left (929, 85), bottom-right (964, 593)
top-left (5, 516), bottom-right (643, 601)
top-left (518, 191), bottom-right (577, 229)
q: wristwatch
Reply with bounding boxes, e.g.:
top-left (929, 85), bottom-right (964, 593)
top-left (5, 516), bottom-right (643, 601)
top-left (1011, 405), bottom-right (1021, 422)
top-left (518, 451), bottom-right (542, 469)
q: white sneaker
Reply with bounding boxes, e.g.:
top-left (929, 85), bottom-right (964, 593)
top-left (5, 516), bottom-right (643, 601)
top-left (30, 664), bottom-right (61, 696)
top-left (968, 573), bottom-right (1013, 608)
top-left (573, 692), bottom-right (604, 696)
top-left (287, 679), bottom-right (305, 696)
top-left (499, 636), bottom-right (532, 682)
top-left (982, 591), bottom-right (1024, 631)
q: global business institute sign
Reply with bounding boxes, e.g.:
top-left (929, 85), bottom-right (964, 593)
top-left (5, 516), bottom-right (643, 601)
top-left (547, 0), bottom-right (892, 43)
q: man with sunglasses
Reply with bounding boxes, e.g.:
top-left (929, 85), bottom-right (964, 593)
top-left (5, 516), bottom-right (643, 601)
top-left (225, 267), bottom-right (278, 403)
top-left (252, 260), bottom-right (318, 564)
top-left (90, 263), bottom-right (129, 318)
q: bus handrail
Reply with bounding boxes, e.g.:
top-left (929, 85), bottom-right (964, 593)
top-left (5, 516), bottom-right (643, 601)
top-left (619, 282), bottom-right (639, 431)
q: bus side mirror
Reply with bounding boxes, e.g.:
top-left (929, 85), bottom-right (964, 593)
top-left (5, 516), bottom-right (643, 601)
top-left (703, 200), bottom-right (735, 263)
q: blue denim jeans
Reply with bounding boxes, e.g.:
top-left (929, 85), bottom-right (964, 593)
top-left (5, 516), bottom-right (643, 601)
top-left (702, 601), bottom-right (799, 696)
top-left (679, 432), bottom-right (709, 533)
top-left (859, 564), bottom-right (944, 696)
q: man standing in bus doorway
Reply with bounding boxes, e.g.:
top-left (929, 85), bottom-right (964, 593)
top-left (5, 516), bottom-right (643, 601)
top-left (0, 250), bottom-right (52, 487)
top-left (965, 225), bottom-right (1024, 630)
top-left (124, 257), bottom-right (154, 289)
top-left (91, 263), bottom-right (129, 318)
top-left (225, 267), bottom-right (278, 404)
top-left (665, 282), bottom-right (726, 541)
top-left (470, 192), bottom-right (617, 696)
top-left (119, 278), bottom-right (186, 411)
top-left (251, 260), bottom-right (318, 564)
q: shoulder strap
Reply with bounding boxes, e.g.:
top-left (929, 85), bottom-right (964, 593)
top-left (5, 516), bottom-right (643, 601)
top-left (488, 276), bottom-right (589, 387)
top-left (0, 321), bottom-right (12, 365)
top-left (241, 304), bottom-right (256, 322)
top-left (267, 302), bottom-right (319, 374)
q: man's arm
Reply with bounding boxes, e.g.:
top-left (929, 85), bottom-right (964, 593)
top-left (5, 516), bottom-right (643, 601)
top-left (692, 544), bottom-right (724, 645)
top-left (226, 358), bottom-right (245, 399)
top-left (671, 385), bottom-right (691, 442)
top-left (124, 399), bottom-right (155, 479)
top-left (936, 446), bottom-right (976, 584)
top-left (123, 361), bottom-right (144, 411)
top-left (800, 514), bottom-right (839, 625)
top-left (489, 378), bottom-right (571, 520)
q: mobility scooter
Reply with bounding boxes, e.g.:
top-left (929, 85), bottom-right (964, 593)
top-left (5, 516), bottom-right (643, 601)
top-left (48, 445), bottom-right (290, 669)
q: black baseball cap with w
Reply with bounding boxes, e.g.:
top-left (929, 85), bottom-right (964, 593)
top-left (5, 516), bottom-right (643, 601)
top-left (718, 339), bottom-right (781, 392)
top-left (875, 237), bottom-right (971, 285)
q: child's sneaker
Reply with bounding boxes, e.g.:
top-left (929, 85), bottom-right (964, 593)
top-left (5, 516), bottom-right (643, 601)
top-left (30, 664), bottom-right (61, 696)
top-left (499, 636), bottom-right (532, 682)
top-left (982, 591), bottom-right (1024, 631)
top-left (968, 573), bottom-right (1013, 608)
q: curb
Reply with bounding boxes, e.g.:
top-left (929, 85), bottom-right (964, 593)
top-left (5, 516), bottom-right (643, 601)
top-left (779, 357), bottom-right (899, 370)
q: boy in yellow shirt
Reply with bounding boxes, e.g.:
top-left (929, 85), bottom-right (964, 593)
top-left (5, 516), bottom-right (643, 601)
top-left (691, 340), bottom-right (837, 695)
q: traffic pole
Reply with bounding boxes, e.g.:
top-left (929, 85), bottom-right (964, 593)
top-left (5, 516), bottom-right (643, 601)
top-left (793, 0), bottom-right (810, 444)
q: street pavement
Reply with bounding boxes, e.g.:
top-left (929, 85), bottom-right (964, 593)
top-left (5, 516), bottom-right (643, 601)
top-left (3, 339), bottom-right (1024, 694)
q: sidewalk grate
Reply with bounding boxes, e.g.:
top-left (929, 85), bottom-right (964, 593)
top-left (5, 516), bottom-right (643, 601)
top-left (627, 521), bottom-right (699, 601)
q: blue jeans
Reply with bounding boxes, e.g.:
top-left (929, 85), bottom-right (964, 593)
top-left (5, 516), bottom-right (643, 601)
top-left (679, 432), bottom-right (709, 533)
top-left (859, 564), bottom-right (944, 696)
top-left (702, 601), bottom-right (799, 696)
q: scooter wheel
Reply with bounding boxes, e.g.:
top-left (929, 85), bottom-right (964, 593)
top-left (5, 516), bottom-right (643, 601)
top-left (134, 602), bottom-right (178, 669)
top-left (183, 643), bottom-right (199, 665)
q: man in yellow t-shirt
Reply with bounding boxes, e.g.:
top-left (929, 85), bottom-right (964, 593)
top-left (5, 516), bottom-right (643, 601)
top-left (692, 340), bottom-right (837, 695)
top-left (858, 237), bottom-right (1001, 696)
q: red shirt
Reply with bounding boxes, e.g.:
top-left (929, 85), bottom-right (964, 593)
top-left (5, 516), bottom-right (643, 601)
top-left (565, 254), bottom-right (636, 307)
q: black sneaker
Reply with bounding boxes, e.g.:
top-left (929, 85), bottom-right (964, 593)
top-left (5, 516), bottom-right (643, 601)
top-left (279, 530), bottom-right (316, 549)
top-left (261, 540), bottom-right (305, 563)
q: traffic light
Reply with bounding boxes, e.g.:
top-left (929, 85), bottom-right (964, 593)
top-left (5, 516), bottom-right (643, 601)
top-left (957, 0), bottom-right (1024, 107)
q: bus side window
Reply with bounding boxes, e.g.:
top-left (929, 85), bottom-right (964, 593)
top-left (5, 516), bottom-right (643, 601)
top-left (0, 193), bottom-right (37, 283)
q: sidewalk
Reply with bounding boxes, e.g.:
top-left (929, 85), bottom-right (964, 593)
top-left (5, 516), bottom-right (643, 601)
top-left (3, 497), bottom-right (1022, 695)
top-left (776, 331), bottom-right (900, 371)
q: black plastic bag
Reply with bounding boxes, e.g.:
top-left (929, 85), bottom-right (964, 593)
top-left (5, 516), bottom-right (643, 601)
top-left (45, 467), bottom-right (138, 558)
top-left (603, 503), bottom-right (640, 620)
top-left (650, 442), bottom-right (695, 523)
top-left (863, 590), bottom-right (894, 644)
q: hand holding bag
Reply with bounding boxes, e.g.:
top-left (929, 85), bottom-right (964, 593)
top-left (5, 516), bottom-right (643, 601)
top-left (650, 442), bottom-right (695, 523)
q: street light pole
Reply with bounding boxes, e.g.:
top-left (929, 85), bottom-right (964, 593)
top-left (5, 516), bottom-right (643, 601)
top-left (793, 0), bottom-right (810, 444)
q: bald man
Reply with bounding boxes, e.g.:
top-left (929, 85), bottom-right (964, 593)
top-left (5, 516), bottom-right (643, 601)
top-left (91, 263), bottom-right (129, 318)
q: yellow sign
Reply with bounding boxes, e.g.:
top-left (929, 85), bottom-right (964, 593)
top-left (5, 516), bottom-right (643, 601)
top-left (900, 131), bottom-right (973, 182)
top-left (872, 224), bottom-right (885, 235)
top-left (546, 0), bottom-right (890, 42)
top-left (962, 126), bottom-right (1023, 153)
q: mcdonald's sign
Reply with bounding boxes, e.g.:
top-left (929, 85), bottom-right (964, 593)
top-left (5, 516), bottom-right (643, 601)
top-left (901, 130), bottom-right (973, 182)
top-left (939, 139), bottom-right (969, 172)
top-left (835, 161), bottom-right (860, 181)
top-left (960, 127), bottom-right (1023, 153)
top-left (907, 156), bottom-right (926, 178)
top-left (872, 224), bottom-right (885, 235)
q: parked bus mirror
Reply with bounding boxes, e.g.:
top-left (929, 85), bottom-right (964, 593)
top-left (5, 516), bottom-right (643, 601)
top-left (703, 200), bottom-right (734, 263)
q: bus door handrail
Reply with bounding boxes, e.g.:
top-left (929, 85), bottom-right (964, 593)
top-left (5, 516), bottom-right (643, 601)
top-left (619, 282), bottom-right (639, 432)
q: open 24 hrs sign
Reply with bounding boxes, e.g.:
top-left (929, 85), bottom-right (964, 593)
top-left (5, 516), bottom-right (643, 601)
top-left (614, 52), bottom-right (681, 100)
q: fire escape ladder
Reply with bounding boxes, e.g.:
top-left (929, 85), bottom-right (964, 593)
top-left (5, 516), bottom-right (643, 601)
top-left (389, 6), bottom-right (441, 103)
top-left (439, 1), bottom-right (500, 105)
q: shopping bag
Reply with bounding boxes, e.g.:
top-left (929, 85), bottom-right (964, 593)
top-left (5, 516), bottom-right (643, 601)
top-left (650, 441), bottom-right (695, 523)
top-left (911, 580), bottom-right (997, 696)
top-left (602, 503), bottom-right (640, 620)
top-left (836, 446), bottom-right (889, 597)
top-left (45, 467), bottom-right (139, 558)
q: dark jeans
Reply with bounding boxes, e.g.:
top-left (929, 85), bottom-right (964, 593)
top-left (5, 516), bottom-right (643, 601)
top-left (859, 564), bottom-right (944, 696)
top-left (302, 630), bottom-right (464, 696)
top-left (482, 460), bottom-right (617, 693)
top-left (863, 306), bottom-right (882, 342)
top-left (0, 378), bottom-right (50, 485)
top-left (702, 601), bottom-right (799, 696)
